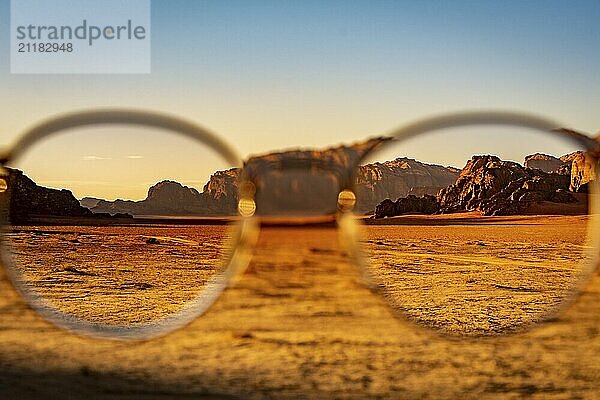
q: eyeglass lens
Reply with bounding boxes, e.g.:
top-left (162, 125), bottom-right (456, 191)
top-left (2, 124), bottom-right (240, 327)
top-left (356, 125), bottom-right (596, 336)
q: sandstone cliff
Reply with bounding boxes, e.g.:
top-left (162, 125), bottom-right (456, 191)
top-left (374, 153), bottom-right (586, 218)
top-left (3, 169), bottom-right (94, 223)
top-left (201, 169), bottom-right (239, 214)
top-left (437, 155), bottom-right (575, 216)
top-left (80, 139), bottom-right (459, 217)
top-left (375, 195), bottom-right (438, 218)
top-left (355, 158), bottom-right (459, 214)
top-left (524, 153), bottom-right (563, 172)
top-left (563, 151), bottom-right (596, 192)
top-left (89, 171), bottom-right (240, 217)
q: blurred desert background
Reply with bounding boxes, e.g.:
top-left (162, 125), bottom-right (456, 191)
top-left (1, 133), bottom-right (600, 398)
top-left (1, 223), bottom-right (600, 399)
top-left (1, 1), bottom-right (599, 397)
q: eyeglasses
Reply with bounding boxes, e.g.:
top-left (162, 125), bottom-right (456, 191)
top-left (0, 109), bottom-right (597, 340)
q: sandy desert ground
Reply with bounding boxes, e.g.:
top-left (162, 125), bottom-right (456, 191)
top-left (7, 224), bottom-right (234, 325)
top-left (0, 216), bottom-right (599, 399)
top-left (364, 213), bottom-right (591, 336)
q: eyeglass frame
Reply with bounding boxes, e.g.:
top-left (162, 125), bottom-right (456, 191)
top-left (0, 109), bottom-right (598, 340)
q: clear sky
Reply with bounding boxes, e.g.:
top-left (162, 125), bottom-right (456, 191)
top-left (0, 0), bottom-right (599, 199)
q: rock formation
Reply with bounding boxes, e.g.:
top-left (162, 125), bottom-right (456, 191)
top-left (2, 169), bottom-right (94, 223)
top-left (147, 180), bottom-right (201, 205)
top-left (438, 155), bottom-right (579, 215)
top-left (437, 155), bottom-right (528, 214)
top-left (201, 169), bottom-right (239, 213)
top-left (374, 154), bottom-right (584, 218)
top-left (355, 158), bottom-right (459, 214)
top-left (524, 153), bottom-right (563, 172)
top-left (563, 151), bottom-right (596, 192)
top-left (375, 195), bottom-right (438, 218)
top-left (79, 197), bottom-right (103, 209)
top-left (89, 170), bottom-right (240, 217)
top-left (9, 136), bottom-right (594, 220)
top-left (74, 138), bottom-right (460, 217)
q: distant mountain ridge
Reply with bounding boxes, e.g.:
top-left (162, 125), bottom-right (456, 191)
top-left (4, 138), bottom-right (596, 220)
top-left (79, 146), bottom-right (596, 217)
top-left (79, 143), bottom-right (461, 217)
top-left (86, 169), bottom-right (239, 217)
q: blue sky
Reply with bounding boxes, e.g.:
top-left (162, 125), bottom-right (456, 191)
top-left (1, 1), bottom-right (599, 151)
top-left (0, 0), bottom-right (599, 198)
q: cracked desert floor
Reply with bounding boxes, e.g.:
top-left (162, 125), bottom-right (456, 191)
top-left (0, 214), bottom-right (599, 399)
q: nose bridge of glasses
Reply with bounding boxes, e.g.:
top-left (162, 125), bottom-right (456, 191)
top-left (241, 155), bottom-right (356, 219)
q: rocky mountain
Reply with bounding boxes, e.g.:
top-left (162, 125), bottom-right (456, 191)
top-left (524, 153), bottom-right (563, 172)
top-left (81, 139), bottom-right (460, 217)
top-left (8, 137), bottom-right (594, 220)
top-left (563, 151), bottom-right (596, 192)
top-left (2, 169), bottom-right (94, 223)
top-left (376, 195), bottom-right (438, 219)
top-left (437, 155), bottom-right (575, 216)
top-left (355, 158), bottom-right (459, 214)
top-left (374, 152), bottom-right (590, 218)
top-left (202, 169), bottom-right (239, 212)
top-left (79, 197), bottom-right (103, 209)
top-left (523, 151), bottom-right (597, 193)
top-left (89, 170), bottom-right (239, 217)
